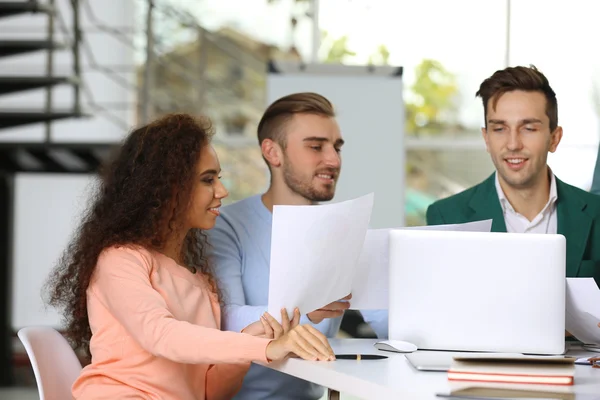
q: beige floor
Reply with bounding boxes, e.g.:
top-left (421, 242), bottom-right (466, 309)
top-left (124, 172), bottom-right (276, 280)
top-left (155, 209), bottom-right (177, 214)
top-left (0, 388), bottom-right (38, 400)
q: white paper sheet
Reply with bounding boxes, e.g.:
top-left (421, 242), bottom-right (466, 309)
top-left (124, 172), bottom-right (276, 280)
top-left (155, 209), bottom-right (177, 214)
top-left (405, 219), bottom-right (493, 233)
top-left (267, 193), bottom-right (374, 318)
top-left (351, 219), bottom-right (493, 309)
top-left (351, 228), bottom-right (391, 310)
top-left (566, 278), bottom-right (600, 345)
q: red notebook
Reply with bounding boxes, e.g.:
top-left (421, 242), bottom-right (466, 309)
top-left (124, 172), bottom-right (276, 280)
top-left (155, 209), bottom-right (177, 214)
top-left (447, 354), bottom-right (576, 386)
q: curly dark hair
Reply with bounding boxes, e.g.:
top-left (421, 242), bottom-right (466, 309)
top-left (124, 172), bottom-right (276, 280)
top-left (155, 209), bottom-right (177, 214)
top-left (45, 113), bottom-right (221, 355)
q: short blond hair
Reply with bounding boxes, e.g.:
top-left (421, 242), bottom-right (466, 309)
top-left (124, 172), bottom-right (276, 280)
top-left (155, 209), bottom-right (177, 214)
top-left (257, 92), bottom-right (335, 148)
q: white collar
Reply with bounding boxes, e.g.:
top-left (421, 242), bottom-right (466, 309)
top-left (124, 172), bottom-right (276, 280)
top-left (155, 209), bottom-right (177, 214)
top-left (495, 169), bottom-right (558, 214)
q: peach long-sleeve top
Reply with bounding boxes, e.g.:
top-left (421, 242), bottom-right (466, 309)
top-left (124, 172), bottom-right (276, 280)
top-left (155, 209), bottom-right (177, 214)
top-left (72, 245), bottom-right (272, 400)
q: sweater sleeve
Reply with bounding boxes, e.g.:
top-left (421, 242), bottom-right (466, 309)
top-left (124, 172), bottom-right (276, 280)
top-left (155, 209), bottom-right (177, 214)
top-left (90, 247), bottom-right (272, 365)
top-left (205, 363), bottom-right (250, 400)
top-left (360, 309), bottom-right (388, 339)
top-left (205, 219), bottom-right (267, 333)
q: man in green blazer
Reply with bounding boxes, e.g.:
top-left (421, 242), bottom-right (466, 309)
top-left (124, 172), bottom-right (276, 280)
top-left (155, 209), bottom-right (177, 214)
top-left (426, 65), bottom-right (600, 282)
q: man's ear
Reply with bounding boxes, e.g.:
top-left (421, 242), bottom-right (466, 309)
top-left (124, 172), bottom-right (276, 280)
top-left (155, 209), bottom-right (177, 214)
top-left (549, 126), bottom-right (563, 153)
top-left (261, 139), bottom-right (283, 168)
top-left (481, 126), bottom-right (490, 153)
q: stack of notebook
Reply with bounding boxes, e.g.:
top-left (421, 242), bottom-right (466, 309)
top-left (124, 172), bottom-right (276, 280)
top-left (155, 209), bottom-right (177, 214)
top-left (447, 354), bottom-right (576, 386)
top-left (441, 387), bottom-right (575, 399)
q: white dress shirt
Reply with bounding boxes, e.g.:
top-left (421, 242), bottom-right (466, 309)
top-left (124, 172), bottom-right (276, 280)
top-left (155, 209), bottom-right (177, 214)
top-left (495, 171), bottom-right (558, 234)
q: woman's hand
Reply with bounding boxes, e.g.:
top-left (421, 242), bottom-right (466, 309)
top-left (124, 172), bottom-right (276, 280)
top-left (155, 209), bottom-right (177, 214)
top-left (265, 324), bottom-right (335, 362)
top-left (260, 308), bottom-right (300, 339)
top-left (242, 308), bottom-right (300, 338)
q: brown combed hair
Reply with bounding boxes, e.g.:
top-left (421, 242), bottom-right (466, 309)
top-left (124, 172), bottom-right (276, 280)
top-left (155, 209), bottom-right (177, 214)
top-left (45, 113), bottom-right (220, 355)
top-left (257, 92), bottom-right (335, 150)
top-left (476, 65), bottom-right (558, 131)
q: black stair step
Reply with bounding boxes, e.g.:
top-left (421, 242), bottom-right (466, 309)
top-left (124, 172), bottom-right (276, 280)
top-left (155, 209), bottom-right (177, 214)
top-left (0, 76), bottom-right (77, 95)
top-left (0, 142), bottom-right (115, 173)
top-left (0, 40), bottom-right (64, 58)
top-left (0, 110), bottom-right (88, 130)
top-left (0, 1), bottom-right (51, 18)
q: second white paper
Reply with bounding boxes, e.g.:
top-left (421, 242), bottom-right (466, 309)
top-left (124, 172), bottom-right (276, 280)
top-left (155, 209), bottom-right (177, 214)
top-left (566, 278), bottom-right (600, 345)
top-left (351, 219), bottom-right (494, 309)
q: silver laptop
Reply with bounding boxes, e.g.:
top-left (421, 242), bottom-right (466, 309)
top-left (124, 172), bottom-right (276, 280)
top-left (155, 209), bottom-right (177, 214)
top-left (388, 230), bottom-right (566, 355)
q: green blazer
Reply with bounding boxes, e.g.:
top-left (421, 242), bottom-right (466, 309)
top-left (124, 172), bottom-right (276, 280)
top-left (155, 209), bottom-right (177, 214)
top-left (426, 173), bottom-right (600, 282)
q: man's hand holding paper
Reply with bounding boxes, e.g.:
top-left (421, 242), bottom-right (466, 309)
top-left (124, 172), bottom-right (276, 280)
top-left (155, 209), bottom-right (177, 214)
top-left (307, 294), bottom-right (352, 324)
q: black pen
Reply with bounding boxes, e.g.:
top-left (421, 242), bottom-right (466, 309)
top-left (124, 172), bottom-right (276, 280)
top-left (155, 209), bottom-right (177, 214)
top-left (335, 354), bottom-right (387, 360)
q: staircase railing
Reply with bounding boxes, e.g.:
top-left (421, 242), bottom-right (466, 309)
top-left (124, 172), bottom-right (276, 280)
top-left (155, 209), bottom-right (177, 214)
top-left (74, 0), bottom-right (270, 198)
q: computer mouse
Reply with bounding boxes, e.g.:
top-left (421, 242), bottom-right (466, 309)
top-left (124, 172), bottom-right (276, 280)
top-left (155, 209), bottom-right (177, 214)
top-left (374, 340), bottom-right (418, 353)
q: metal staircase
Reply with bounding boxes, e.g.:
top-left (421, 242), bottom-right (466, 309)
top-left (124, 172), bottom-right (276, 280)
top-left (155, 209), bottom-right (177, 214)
top-left (0, 0), bottom-right (114, 385)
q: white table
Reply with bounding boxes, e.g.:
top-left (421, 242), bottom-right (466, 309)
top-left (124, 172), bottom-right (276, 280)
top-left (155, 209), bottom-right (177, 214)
top-left (262, 339), bottom-right (600, 399)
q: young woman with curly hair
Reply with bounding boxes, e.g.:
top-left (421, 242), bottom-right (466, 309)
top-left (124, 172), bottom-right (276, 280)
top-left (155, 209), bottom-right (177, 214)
top-left (45, 113), bottom-right (335, 400)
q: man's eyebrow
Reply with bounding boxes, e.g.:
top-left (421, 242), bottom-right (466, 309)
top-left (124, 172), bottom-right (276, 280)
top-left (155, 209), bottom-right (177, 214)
top-left (487, 118), bottom-right (543, 125)
top-left (303, 136), bottom-right (328, 142)
top-left (521, 118), bottom-right (543, 124)
top-left (303, 137), bottom-right (345, 146)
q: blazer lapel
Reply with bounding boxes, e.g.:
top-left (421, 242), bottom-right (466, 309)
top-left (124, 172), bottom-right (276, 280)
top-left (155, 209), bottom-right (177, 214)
top-left (468, 174), bottom-right (507, 232)
top-left (556, 179), bottom-right (591, 277)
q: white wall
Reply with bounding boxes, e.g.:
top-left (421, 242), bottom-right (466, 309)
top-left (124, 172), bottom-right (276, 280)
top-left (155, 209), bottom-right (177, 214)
top-left (11, 173), bottom-right (96, 329)
top-left (0, 0), bottom-right (137, 328)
